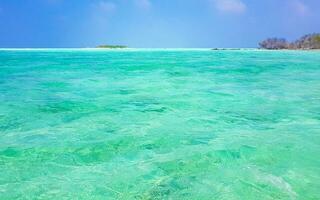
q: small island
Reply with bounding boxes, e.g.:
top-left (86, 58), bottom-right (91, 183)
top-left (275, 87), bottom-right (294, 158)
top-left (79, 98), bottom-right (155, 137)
top-left (259, 33), bottom-right (320, 50)
top-left (96, 45), bottom-right (127, 49)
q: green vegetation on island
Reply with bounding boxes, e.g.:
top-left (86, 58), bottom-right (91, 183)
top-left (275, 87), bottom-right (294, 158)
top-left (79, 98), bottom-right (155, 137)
top-left (96, 45), bottom-right (127, 49)
top-left (259, 33), bottom-right (320, 50)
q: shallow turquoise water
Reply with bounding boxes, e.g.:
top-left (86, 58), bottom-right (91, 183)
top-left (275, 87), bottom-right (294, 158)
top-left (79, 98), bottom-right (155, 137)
top-left (0, 49), bottom-right (320, 199)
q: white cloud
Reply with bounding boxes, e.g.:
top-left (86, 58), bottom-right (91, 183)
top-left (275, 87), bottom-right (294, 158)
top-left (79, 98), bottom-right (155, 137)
top-left (211, 0), bottom-right (247, 14)
top-left (289, 0), bottom-right (309, 16)
top-left (96, 1), bottom-right (116, 13)
top-left (134, 0), bottom-right (152, 10)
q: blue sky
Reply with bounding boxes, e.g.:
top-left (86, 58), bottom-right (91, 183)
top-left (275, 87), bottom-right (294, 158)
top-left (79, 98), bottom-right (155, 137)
top-left (0, 0), bottom-right (319, 48)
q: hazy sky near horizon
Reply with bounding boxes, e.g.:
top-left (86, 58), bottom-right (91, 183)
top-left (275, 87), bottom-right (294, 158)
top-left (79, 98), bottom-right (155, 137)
top-left (0, 0), bottom-right (319, 48)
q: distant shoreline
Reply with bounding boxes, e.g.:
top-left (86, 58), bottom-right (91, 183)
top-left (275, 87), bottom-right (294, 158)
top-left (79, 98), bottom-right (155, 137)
top-left (96, 45), bottom-right (127, 49)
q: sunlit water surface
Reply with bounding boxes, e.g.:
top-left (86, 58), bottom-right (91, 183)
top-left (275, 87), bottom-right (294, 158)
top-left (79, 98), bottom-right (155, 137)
top-left (0, 49), bottom-right (320, 199)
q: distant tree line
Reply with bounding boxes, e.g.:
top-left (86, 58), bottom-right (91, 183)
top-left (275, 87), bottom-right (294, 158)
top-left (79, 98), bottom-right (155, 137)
top-left (259, 33), bottom-right (320, 50)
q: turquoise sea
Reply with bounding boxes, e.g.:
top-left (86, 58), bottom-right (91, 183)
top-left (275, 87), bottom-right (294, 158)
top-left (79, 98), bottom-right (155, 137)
top-left (0, 49), bottom-right (320, 199)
